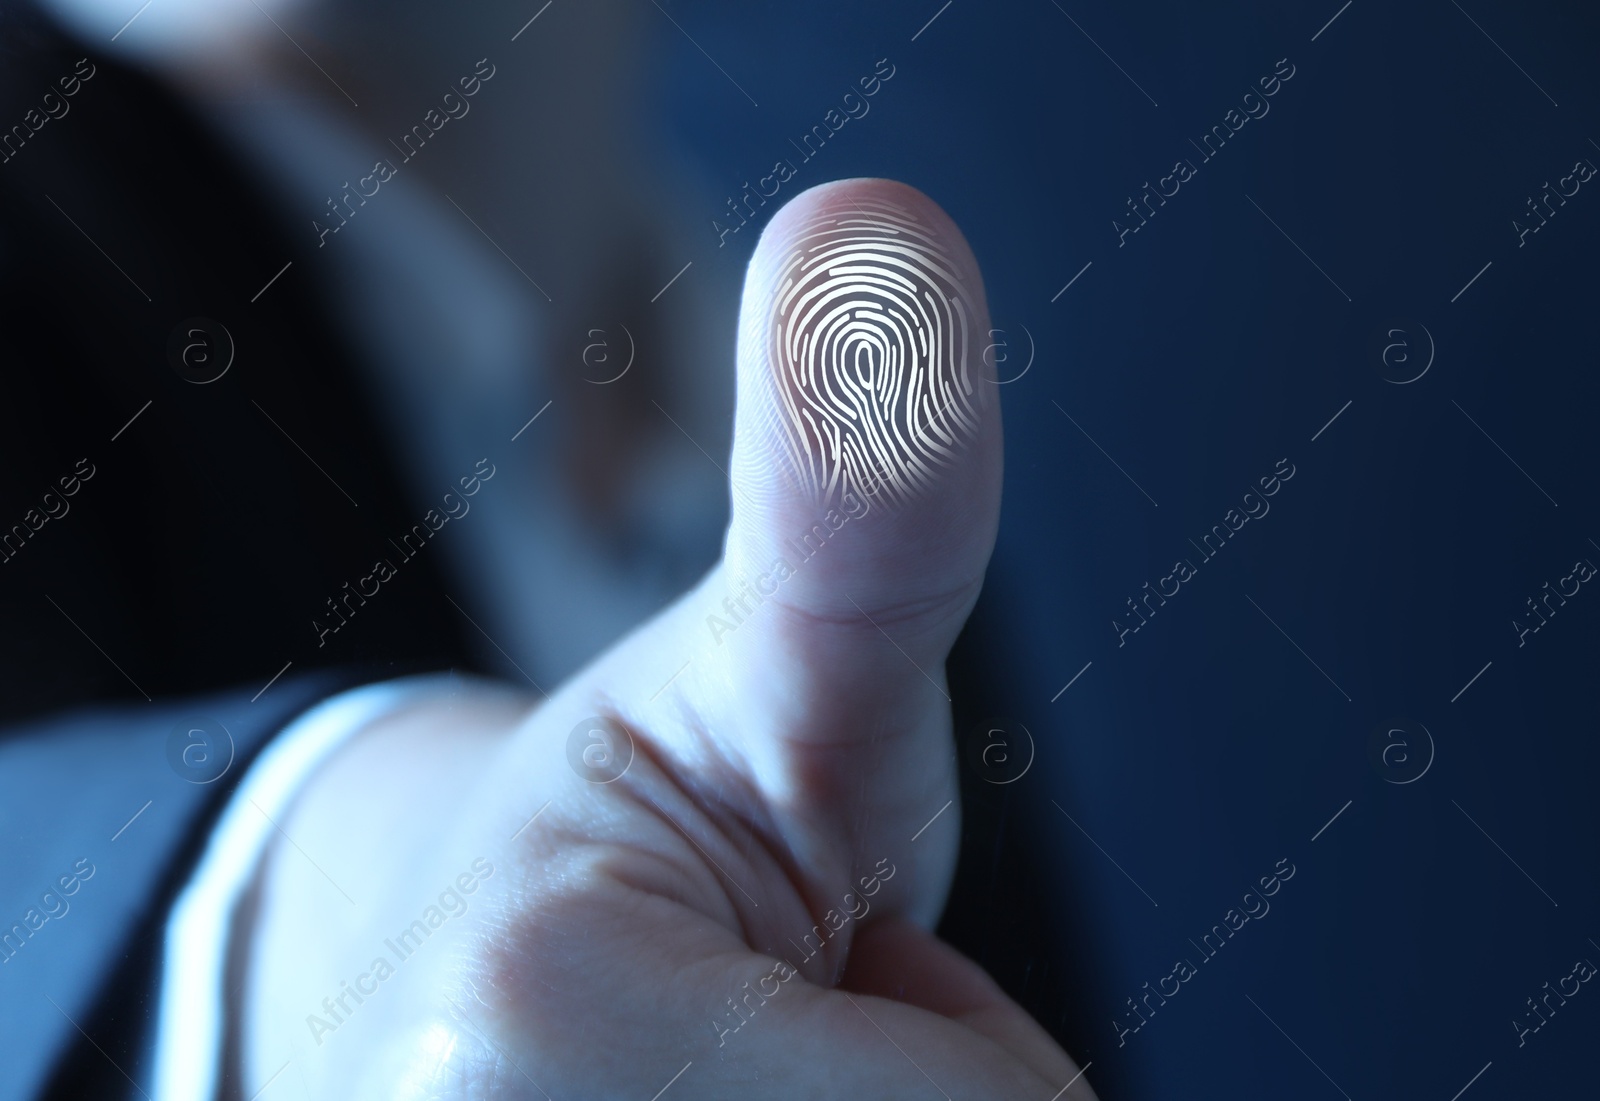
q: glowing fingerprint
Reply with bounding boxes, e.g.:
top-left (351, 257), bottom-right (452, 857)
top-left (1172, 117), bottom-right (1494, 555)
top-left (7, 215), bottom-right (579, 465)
top-left (769, 198), bottom-right (980, 508)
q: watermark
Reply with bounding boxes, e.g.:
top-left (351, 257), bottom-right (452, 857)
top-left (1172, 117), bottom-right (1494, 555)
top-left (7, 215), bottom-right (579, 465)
top-left (711, 857), bottom-right (896, 1046)
top-left (1113, 457), bottom-right (1296, 647)
top-left (165, 717), bottom-right (235, 784)
top-left (705, 488), bottom-right (872, 644)
top-left (981, 325), bottom-right (1035, 385)
top-left (313, 58), bottom-right (497, 247)
top-left (712, 58), bottom-right (897, 249)
top-left (580, 325), bottom-right (635, 385)
top-left (1113, 857), bottom-right (1296, 1046)
top-left (0, 458), bottom-right (95, 567)
top-left (1366, 719), bottom-right (1434, 785)
top-left (166, 317), bottom-right (234, 384)
top-left (712, 957), bottom-right (800, 1046)
top-left (1377, 322), bottom-right (1435, 385)
top-left (305, 856), bottom-right (494, 1045)
top-left (962, 718), bottom-right (1035, 785)
top-left (0, 57), bottom-right (96, 167)
top-left (0, 858), bottom-right (95, 965)
top-left (1513, 553), bottom-right (1594, 647)
top-left (565, 716), bottom-right (635, 784)
top-left (1512, 951), bottom-right (1595, 1047)
top-left (1113, 57), bottom-right (1297, 247)
top-left (313, 457), bottom-right (496, 647)
top-left (1513, 154), bottom-right (1595, 248)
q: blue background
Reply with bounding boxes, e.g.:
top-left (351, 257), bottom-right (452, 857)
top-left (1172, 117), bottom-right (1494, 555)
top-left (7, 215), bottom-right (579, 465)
top-left (652, 2), bottom-right (1600, 1097)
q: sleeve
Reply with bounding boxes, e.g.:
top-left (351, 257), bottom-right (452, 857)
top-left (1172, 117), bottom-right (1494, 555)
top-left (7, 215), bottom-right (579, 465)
top-left (150, 674), bottom-right (463, 1101)
top-left (7, 671), bottom-right (461, 1101)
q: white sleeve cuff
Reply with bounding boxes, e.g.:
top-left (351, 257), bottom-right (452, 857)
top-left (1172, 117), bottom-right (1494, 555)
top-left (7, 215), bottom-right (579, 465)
top-left (151, 675), bottom-right (459, 1101)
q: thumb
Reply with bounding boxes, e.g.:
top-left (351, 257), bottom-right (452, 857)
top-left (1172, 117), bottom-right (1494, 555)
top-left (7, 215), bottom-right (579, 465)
top-left (721, 178), bottom-right (1002, 670)
top-left (563, 179), bottom-right (1003, 928)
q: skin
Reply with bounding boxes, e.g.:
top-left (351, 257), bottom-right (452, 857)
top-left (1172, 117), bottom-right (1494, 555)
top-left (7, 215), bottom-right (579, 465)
top-left (244, 178), bottom-right (1098, 1101)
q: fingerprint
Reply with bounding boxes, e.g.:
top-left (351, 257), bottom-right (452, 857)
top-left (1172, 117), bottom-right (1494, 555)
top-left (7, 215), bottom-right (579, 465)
top-left (769, 198), bottom-right (980, 509)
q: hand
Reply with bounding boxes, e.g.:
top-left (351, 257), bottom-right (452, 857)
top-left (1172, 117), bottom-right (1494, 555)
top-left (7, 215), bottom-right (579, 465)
top-left (244, 178), bottom-right (1097, 1101)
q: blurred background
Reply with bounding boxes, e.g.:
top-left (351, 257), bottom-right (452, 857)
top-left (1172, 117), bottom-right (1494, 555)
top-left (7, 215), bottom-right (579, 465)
top-left (1, 0), bottom-right (1598, 1098)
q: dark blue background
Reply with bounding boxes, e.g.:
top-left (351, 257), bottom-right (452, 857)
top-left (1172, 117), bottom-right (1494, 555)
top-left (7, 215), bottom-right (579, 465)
top-left (654, 2), bottom-right (1598, 1097)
